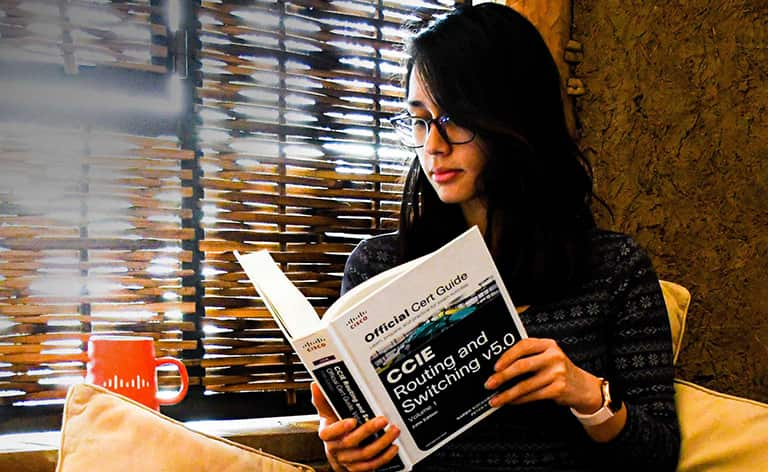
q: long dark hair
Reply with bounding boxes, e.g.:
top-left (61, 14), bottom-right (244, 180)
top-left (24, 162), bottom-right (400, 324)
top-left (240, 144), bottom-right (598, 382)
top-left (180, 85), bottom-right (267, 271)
top-left (398, 4), bottom-right (598, 306)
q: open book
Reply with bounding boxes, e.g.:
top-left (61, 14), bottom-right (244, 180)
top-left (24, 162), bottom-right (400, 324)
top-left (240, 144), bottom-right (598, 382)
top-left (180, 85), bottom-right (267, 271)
top-left (234, 226), bottom-right (527, 472)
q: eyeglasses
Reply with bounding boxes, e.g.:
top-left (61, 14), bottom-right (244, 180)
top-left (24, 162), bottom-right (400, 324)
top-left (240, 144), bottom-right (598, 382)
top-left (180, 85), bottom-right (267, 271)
top-left (389, 113), bottom-right (476, 149)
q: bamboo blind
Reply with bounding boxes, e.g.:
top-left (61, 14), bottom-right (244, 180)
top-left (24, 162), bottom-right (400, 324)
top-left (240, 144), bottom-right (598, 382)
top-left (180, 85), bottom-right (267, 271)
top-left (0, 124), bottom-right (194, 405)
top-left (0, 0), bottom-right (460, 408)
top-left (0, 0), bottom-right (186, 407)
top-left (0, 0), bottom-right (168, 74)
top-left (196, 0), bottom-right (455, 398)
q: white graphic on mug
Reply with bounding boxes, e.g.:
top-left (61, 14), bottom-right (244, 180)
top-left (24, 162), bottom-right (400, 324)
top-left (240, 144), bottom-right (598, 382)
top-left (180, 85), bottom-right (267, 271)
top-left (102, 374), bottom-right (152, 390)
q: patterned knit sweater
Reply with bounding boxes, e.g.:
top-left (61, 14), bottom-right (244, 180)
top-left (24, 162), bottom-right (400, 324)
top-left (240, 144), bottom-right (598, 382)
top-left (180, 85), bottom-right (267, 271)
top-left (341, 229), bottom-right (680, 471)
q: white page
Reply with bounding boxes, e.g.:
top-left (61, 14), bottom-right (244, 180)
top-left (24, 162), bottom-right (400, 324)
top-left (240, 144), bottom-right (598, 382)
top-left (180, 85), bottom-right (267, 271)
top-left (234, 250), bottom-right (320, 339)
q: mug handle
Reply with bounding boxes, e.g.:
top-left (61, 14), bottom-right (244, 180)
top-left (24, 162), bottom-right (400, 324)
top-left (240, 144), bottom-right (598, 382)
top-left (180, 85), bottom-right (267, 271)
top-left (154, 357), bottom-right (189, 406)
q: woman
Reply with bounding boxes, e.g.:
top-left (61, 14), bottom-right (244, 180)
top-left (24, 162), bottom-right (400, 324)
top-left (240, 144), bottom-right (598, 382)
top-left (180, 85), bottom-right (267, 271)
top-left (312, 4), bottom-right (680, 471)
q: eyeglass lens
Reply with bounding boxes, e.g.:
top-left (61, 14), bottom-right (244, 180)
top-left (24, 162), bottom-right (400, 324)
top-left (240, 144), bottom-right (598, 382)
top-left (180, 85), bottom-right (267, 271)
top-left (395, 117), bottom-right (474, 147)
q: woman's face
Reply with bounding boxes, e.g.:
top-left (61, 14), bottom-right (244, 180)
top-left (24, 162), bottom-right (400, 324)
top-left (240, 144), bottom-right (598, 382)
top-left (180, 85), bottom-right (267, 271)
top-left (407, 71), bottom-right (487, 208)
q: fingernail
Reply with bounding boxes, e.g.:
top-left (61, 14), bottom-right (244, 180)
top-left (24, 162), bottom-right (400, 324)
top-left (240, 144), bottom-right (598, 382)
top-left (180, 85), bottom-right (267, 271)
top-left (485, 377), bottom-right (496, 389)
top-left (374, 417), bottom-right (388, 428)
top-left (343, 418), bottom-right (356, 428)
top-left (489, 397), bottom-right (498, 408)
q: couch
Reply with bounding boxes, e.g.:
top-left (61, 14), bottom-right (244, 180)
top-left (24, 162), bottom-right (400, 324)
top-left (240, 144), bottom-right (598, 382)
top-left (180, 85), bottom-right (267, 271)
top-left (34, 281), bottom-right (768, 472)
top-left (661, 280), bottom-right (768, 471)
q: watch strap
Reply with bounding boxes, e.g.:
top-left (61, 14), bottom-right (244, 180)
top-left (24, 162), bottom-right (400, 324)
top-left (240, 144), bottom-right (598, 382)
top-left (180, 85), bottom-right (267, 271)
top-left (570, 378), bottom-right (618, 426)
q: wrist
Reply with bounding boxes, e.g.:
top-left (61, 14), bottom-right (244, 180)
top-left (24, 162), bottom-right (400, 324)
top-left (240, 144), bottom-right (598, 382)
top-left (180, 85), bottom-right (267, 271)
top-left (572, 374), bottom-right (603, 414)
top-left (570, 377), bottom-right (624, 427)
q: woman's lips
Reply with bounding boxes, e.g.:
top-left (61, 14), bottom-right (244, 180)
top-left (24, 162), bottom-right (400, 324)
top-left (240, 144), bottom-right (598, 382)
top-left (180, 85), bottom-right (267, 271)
top-left (431, 169), bottom-right (462, 183)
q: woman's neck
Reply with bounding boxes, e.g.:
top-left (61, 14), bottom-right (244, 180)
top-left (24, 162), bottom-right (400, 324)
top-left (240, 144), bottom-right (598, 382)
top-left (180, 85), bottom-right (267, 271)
top-left (461, 198), bottom-right (487, 235)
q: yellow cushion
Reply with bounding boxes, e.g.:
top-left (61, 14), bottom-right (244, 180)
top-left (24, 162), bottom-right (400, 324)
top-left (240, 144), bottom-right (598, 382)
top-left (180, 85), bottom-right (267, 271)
top-left (56, 384), bottom-right (314, 472)
top-left (659, 280), bottom-right (690, 365)
top-left (675, 379), bottom-right (768, 471)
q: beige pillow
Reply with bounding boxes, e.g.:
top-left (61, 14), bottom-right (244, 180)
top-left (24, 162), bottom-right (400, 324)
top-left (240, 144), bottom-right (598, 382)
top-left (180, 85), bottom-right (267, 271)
top-left (56, 383), bottom-right (314, 472)
top-left (675, 379), bottom-right (768, 471)
top-left (659, 280), bottom-right (690, 365)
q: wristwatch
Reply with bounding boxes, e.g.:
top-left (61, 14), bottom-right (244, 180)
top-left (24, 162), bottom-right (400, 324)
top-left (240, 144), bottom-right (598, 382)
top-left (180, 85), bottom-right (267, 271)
top-left (570, 378), bottom-right (623, 426)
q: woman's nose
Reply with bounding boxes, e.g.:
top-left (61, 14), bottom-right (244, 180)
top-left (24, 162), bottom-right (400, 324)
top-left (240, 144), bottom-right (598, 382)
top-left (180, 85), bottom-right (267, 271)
top-left (423, 121), bottom-right (450, 155)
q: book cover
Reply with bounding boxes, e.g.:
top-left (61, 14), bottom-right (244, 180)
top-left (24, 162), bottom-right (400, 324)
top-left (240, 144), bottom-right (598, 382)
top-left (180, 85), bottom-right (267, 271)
top-left (235, 226), bottom-right (527, 471)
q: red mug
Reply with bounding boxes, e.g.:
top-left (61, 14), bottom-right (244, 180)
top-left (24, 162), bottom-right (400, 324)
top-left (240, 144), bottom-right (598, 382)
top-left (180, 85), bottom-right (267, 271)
top-left (86, 335), bottom-right (189, 410)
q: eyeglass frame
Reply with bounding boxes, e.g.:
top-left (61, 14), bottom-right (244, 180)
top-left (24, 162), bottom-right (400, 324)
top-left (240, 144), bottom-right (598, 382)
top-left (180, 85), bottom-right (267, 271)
top-left (389, 113), bottom-right (477, 149)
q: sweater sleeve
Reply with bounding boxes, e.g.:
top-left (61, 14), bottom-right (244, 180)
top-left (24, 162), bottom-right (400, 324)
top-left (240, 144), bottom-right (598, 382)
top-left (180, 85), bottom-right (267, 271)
top-left (341, 233), bottom-right (399, 296)
top-left (599, 237), bottom-right (681, 470)
top-left (341, 241), bottom-right (369, 295)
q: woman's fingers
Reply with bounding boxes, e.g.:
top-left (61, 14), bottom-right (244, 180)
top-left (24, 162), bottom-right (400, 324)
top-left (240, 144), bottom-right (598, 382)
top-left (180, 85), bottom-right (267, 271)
top-left (313, 382), bottom-right (356, 443)
top-left (319, 417), bottom-right (358, 442)
top-left (312, 383), bottom-right (401, 471)
top-left (486, 339), bottom-right (565, 389)
top-left (493, 337), bottom-right (553, 371)
top-left (321, 416), bottom-right (399, 472)
top-left (489, 366), bottom-right (561, 407)
top-left (344, 445), bottom-right (400, 472)
top-left (499, 380), bottom-right (566, 406)
top-left (337, 416), bottom-right (390, 448)
top-left (485, 337), bottom-right (593, 408)
top-left (311, 382), bottom-right (338, 420)
top-left (336, 421), bottom-right (400, 463)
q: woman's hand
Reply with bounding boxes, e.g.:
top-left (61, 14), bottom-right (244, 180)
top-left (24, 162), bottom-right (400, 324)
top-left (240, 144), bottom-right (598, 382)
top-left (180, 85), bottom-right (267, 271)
top-left (311, 383), bottom-right (401, 472)
top-left (484, 338), bottom-right (628, 442)
top-left (484, 338), bottom-right (602, 413)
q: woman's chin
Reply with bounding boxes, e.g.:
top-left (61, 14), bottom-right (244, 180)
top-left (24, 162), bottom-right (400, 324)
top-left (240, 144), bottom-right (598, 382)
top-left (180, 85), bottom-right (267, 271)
top-left (434, 190), bottom-right (472, 205)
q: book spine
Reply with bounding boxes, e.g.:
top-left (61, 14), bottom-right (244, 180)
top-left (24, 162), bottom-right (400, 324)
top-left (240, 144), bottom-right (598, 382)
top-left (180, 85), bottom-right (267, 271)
top-left (297, 327), bottom-right (411, 472)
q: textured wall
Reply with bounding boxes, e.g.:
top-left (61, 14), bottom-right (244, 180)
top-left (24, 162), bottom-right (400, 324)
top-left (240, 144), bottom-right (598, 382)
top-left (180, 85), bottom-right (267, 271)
top-left (573, 1), bottom-right (768, 402)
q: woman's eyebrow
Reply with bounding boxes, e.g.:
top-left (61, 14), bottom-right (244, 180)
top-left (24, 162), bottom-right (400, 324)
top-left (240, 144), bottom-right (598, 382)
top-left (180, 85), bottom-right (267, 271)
top-left (406, 99), bottom-right (427, 109)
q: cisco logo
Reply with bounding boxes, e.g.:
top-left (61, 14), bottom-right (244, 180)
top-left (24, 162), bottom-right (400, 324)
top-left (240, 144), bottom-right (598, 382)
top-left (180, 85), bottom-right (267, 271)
top-left (301, 336), bottom-right (327, 352)
top-left (346, 310), bottom-right (368, 330)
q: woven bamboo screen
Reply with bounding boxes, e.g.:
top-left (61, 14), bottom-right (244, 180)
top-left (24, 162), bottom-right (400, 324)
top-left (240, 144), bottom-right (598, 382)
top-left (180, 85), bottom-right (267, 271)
top-left (0, 0), bottom-right (167, 74)
top-left (0, 0), bottom-right (184, 406)
top-left (196, 0), bottom-right (455, 399)
top-left (0, 125), bottom-right (193, 405)
top-left (0, 0), bottom-right (460, 408)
